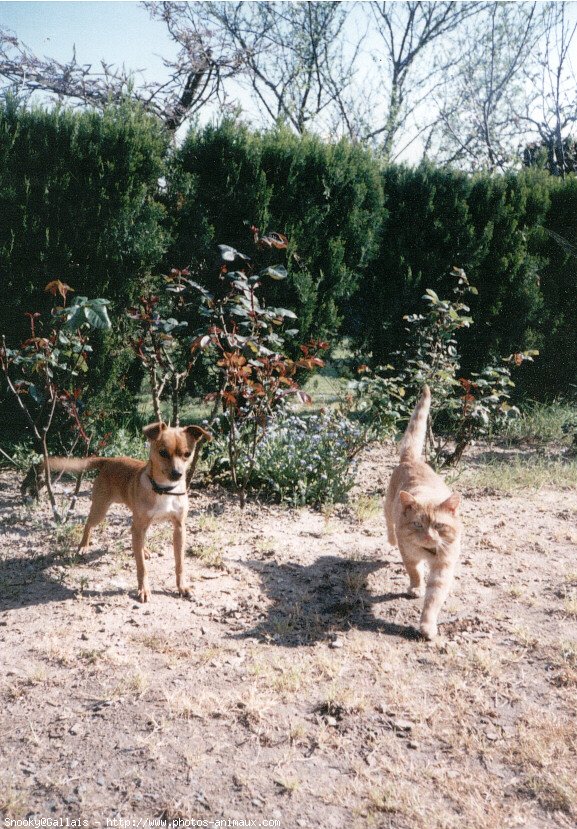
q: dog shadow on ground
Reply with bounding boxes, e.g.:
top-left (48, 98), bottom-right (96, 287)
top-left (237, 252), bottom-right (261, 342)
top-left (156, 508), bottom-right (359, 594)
top-left (234, 555), bottom-right (421, 646)
top-left (0, 474), bottom-right (148, 610)
top-left (0, 547), bottom-right (115, 612)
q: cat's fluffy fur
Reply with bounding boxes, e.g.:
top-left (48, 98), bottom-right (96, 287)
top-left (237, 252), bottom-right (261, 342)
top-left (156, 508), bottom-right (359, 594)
top-left (385, 385), bottom-right (462, 639)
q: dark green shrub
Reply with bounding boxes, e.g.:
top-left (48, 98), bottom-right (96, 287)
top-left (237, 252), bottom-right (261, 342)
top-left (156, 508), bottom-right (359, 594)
top-left (0, 279), bottom-right (112, 521)
top-left (0, 98), bottom-right (170, 426)
top-left (352, 163), bottom-right (477, 366)
top-left (353, 164), bottom-right (550, 396)
top-left (258, 127), bottom-right (385, 338)
top-left (524, 175), bottom-right (577, 397)
top-left (169, 121), bottom-right (384, 343)
top-left (350, 269), bottom-right (537, 467)
top-left (166, 120), bottom-right (270, 285)
top-left (461, 170), bottom-right (549, 373)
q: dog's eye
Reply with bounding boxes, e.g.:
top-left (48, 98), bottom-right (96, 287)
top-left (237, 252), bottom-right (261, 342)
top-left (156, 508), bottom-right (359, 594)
top-left (159, 449), bottom-right (170, 459)
top-left (184, 451), bottom-right (192, 459)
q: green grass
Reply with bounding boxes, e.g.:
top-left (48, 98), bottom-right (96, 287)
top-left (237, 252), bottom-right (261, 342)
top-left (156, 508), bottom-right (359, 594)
top-left (136, 382), bottom-right (212, 425)
top-left (497, 400), bottom-right (577, 445)
top-left (300, 338), bottom-right (354, 407)
top-left (301, 372), bottom-right (348, 406)
top-left (461, 454), bottom-right (577, 493)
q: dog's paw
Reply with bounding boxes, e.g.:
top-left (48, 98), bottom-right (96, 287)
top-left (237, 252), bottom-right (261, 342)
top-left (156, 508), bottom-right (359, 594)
top-left (179, 586), bottom-right (192, 600)
top-left (143, 546), bottom-right (151, 560)
top-left (419, 622), bottom-right (438, 640)
top-left (138, 585), bottom-right (151, 603)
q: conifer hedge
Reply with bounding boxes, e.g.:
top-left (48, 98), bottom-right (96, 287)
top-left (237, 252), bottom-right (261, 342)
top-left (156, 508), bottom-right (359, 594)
top-left (168, 122), bottom-right (385, 340)
top-left (0, 100), bottom-right (169, 420)
top-left (353, 165), bottom-right (551, 386)
top-left (2, 103), bottom-right (577, 406)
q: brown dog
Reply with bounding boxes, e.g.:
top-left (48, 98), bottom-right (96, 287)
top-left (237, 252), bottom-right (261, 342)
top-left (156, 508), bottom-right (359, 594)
top-left (45, 422), bottom-right (211, 602)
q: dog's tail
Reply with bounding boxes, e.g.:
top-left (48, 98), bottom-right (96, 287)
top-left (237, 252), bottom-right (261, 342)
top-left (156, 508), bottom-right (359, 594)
top-left (44, 456), bottom-right (108, 474)
top-left (21, 456), bottom-right (108, 497)
top-left (399, 385), bottom-right (431, 462)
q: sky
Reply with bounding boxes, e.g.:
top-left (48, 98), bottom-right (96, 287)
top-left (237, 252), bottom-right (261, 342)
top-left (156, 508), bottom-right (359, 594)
top-left (0, 1), bottom-right (175, 86)
top-left (3, 1), bottom-right (577, 164)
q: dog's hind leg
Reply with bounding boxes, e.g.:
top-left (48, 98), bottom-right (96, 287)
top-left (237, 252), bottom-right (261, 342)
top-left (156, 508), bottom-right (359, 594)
top-left (78, 479), bottom-right (111, 553)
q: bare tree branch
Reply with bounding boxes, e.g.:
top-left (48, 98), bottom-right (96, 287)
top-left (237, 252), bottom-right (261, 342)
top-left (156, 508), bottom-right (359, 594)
top-left (517, 1), bottom-right (577, 176)
top-left (0, 0), bottom-right (573, 171)
top-left (431, 2), bottom-right (544, 170)
top-left (333, 1), bottom-right (485, 159)
top-left (0, 2), bottom-right (245, 132)
top-left (187, 1), bottom-right (358, 135)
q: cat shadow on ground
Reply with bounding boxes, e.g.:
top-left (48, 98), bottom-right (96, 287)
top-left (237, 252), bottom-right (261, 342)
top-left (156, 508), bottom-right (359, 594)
top-left (234, 555), bottom-right (420, 646)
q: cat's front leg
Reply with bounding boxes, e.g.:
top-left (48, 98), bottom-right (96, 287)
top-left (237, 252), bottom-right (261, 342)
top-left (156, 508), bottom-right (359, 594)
top-left (399, 544), bottom-right (426, 597)
top-left (419, 561), bottom-right (456, 639)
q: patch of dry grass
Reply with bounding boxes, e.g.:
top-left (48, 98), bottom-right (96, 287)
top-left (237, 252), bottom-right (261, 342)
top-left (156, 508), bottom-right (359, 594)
top-left (353, 495), bottom-right (383, 523)
top-left (509, 710), bottom-right (577, 817)
top-left (0, 783), bottom-right (27, 820)
top-left (163, 686), bottom-right (224, 721)
top-left (134, 632), bottom-right (193, 661)
top-left (186, 542), bottom-right (224, 569)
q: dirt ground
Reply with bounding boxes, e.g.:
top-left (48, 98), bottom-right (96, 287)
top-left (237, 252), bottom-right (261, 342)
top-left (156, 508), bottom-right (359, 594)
top-left (1, 442), bottom-right (576, 829)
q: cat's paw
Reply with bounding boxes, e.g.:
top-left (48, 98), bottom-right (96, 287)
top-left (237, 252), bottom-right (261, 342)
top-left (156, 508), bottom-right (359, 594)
top-left (419, 622), bottom-right (438, 640)
top-left (408, 586), bottom-right (425, 598)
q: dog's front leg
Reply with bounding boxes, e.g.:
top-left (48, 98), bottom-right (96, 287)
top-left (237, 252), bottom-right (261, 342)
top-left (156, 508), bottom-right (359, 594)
top-left (132, 519), bottom-right (151, 602)
top-left (172, 515), bottom-right (190, 598)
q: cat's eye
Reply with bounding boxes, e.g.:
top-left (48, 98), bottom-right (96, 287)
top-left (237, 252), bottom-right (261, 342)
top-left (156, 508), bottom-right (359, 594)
top-left (159, 448), bottom-right (170, 459)
top-left (433, 522), bottom-right (448, 531)
top-left (412, 520), bottom-right (424, 529)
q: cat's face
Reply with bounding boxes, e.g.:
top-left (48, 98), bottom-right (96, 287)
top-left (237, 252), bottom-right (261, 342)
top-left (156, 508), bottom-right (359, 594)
top-left (399, 491), bottom-right (460, 552)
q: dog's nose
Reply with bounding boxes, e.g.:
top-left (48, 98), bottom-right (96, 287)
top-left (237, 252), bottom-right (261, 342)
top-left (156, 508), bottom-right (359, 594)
top-left (170, 470), bottom-right (182, 481)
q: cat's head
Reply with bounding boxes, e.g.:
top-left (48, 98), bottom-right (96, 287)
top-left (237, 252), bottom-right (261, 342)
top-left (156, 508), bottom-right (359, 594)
top-left (398, 491), bottom-right (461, 551)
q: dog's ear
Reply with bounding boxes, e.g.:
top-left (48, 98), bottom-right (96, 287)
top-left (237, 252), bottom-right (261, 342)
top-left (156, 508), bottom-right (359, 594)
top-left (143, 422), bottom-right (167, 442)
top-left (184, 425), bottom-right (212, 445)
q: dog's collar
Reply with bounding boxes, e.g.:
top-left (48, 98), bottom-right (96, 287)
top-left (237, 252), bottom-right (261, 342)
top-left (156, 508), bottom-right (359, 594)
top-left (148, 475), bottom-right (187, 496)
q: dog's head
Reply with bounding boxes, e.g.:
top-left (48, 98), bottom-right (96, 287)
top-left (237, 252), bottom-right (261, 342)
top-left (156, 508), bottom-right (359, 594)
top-left (143, 422), bottom-right (212, 484)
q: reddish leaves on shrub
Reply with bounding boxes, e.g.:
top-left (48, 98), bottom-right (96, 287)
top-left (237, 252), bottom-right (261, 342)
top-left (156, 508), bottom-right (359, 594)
top-left (45, 280), bottom-right (74, 302)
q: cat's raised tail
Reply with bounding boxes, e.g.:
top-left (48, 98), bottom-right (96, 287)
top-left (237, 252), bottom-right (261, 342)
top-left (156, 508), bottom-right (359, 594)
top-left (399, 385), bottom-right (431, 462)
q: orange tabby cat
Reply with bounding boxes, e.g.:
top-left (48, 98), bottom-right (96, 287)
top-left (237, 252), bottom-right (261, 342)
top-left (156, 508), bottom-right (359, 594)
top-left (385, 385), bottom-right (461, 639)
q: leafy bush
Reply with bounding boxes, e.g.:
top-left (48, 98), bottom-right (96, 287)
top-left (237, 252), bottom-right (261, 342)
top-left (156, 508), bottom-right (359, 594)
top-left (353, 164), bottom-right (550, 393)
top-left (171, 232), bottom-right (328, 505)
top-left (347, 367), bottom-right (407, 441)
top-left (351, 269), bottom-right (537, 466)
top-left (208, 408), bottom-right (364, 507)
top-left (525, 176), bottom-right (577, 397)
top-left (4, 103), bottom-right (577, 409)
top-left (0, 280), bottom-right (112, 521)
top-left (351, 163), bottom-right (475, 364)
top-left (91, 426), bottom-right (148, 460)
top-left (125, 283), bottom-right (194, 425)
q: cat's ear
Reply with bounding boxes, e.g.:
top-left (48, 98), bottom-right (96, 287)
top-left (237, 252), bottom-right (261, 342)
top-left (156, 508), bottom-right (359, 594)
top-left (399, 491), bottom-right (417, 511)
top-left (440, 493), bottom-right (461, 513)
